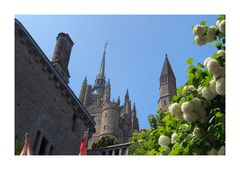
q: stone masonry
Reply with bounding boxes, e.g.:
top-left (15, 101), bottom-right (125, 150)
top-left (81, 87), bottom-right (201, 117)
top-left (15, 19), bottom-right (95, 155)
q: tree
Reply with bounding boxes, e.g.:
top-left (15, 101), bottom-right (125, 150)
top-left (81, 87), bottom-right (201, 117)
top-left (129, 15), bottom-right (225, 155)
top-left (92, 136), bottom-right (118, 149)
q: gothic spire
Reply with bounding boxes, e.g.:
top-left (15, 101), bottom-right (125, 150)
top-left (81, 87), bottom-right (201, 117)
top-left (132, 102), bottom-right (136, 113)
top-left (93, 42), bottom-right (108, 95)
top-left (98, 41), bottom-right (108, 78)
top-left (125, 89), bottom-right (129, 101)
top-left (161, 54), bottom-right (175, 79)
top-left (79, 76), bottom-right (87, 103)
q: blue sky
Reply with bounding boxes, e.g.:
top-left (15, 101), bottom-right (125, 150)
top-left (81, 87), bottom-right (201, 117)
top-left (16, 15), bottom-right (218, 129)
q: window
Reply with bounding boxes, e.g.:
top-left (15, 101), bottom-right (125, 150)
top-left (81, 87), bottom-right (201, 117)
top-left (162, 75), bottom-right (168, 83)
top-left (104, 125), bottom-right (107, 130)
top-left (39, 136), bottom-right (48, 155)
top-left (162, 99), bottom-right (167, 106)
top-left (105, 113), bottom-right (107, 117)
top-left (33, 131), bottom-right (41, 152)
top-left (33, 130), bottom-right (52, 155)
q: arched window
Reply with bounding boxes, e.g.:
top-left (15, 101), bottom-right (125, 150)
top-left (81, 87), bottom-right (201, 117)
top-left (162, 74), bottom-right (168, 83)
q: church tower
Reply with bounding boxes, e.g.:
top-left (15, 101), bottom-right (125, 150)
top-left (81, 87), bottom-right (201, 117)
top-left (158, 54), bottom-right (176, 109)
top-left (51, 33), bottom-right (74, 84)
top-left (92, 42), bottom-right (108, 97)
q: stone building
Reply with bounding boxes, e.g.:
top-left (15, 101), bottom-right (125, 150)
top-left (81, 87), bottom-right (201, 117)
top-left (79, 43), bottom-right (139, 149)
top-left (15, 19), bottom-right (95, 155)
top-left (158, 54), bottom-right (177, 109)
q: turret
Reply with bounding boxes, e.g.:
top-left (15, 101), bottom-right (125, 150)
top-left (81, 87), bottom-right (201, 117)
top-left (131, 103), bottom-right (139, 132)
top-left (99, 99), bottom-right (120, 141)
top-left (103, 79), bottom-right (111, 104)
top-left (123, 89), bottom-right (131, 114)
top-left (51, 32), bottom-right (74, 84)
top-left (83, 84), bottom-right (92, 107)
top-left (79, 77), bottom-right (87, 103)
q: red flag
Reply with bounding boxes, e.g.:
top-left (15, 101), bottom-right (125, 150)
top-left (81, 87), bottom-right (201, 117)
top-left (79, 134), bottom-right (87, 155)
top-left (20, 133), bottom-right (32, 155)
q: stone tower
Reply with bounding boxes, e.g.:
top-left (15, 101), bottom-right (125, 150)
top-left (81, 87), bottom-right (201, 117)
top-left (158, 54), bottom-right (176, 109)
top-left (51, 33), bottom-right (74, 84)
top-left (79, 42), bottom-right (139, 149)
top-left (99, 80), bottom-right (120, 141)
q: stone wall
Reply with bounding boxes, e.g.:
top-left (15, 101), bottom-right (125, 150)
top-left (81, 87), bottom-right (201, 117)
top-left (15, 19), bottom-right (95, 155)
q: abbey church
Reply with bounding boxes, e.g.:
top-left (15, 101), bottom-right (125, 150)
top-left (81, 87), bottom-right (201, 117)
top-left (79, 42), bottom-right (139, 148)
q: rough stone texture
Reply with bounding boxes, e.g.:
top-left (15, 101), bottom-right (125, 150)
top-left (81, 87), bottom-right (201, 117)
top-left (15, 19), bottom-right (95, 155)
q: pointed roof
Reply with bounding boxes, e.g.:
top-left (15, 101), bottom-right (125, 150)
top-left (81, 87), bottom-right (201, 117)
top-left (125, 89), bottom-right (129, 100)
top-left (160, 54), bottom-right (176, 79)
top-left (132, 103), bottom-right (136, 112)
top-left (83, 76), bottom-right (87, 84)
top-left (98, 41), bottom-right (108, 78)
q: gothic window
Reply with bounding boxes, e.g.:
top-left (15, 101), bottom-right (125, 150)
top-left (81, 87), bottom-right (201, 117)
top-left (104, 125), bottom-right (107, 130)
top-left (33, 130), bottom-right (52, 155)
top-left (162, 99), bottom-right (167, 106)
top-left (39, 136), bottom-right (48, 155)
top-left (105, 113), bottom-right (107, 117)
top-left (161, 74), bottom-right (168, 83)
top-left (33, 131), bottom-right (41, 152)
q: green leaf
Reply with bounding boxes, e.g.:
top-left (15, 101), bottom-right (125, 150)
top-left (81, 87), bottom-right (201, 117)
top-left (188, 73), bottom-right (194, 81)
top-left (186, 58), bottom-right (193, 65)
top-left (215, 112), bottom-right (224, 118)
top-left (216, 42), bottom-right (222, 50)
top-left (200, 21), bottom-right (207, 26)
top-left (217, 15), bottom-right (225, 22)
top-left (197, 63), bottom-right (204, 68)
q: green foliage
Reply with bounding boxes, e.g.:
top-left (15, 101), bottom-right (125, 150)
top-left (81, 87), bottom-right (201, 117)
top-left (129, 16), bottom-right (225, 155)
top-left (200, 21), bottom-right (207, 26)
top-left (218, 15), bottom-right (225, 22)
top-left (92, 136), bottom-right (118, 149)
top-left (148, 114), bottom-right (159, 129)
top-left (186, 57), bottom-right (193, 65)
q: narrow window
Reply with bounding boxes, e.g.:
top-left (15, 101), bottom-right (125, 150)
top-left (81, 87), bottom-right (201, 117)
top-left (33, 131), bottom-right (41, 152)
top-left (39, 136), bottom-right (48, 155)
top-left (164, 100), bottom-right (167, 106)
